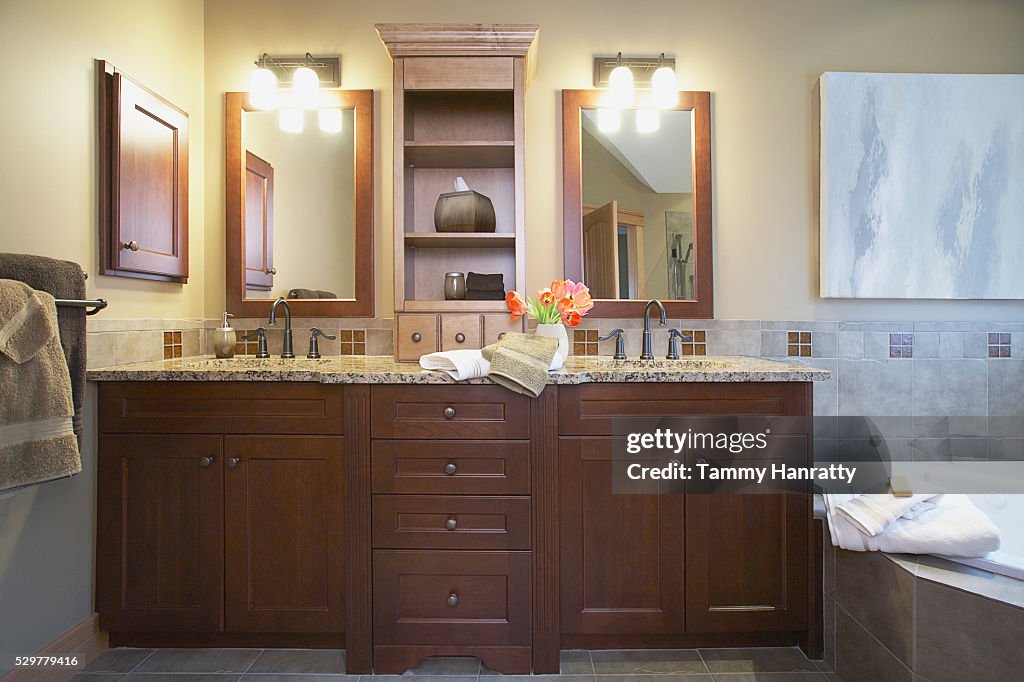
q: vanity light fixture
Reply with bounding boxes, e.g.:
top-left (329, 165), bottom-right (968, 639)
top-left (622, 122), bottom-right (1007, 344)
top-left (247, 53), bottom-right (341, 131)
top-left (606, 53), bottom-right (634, 108)
top-left (651, 54), bottom-right (679, 109)
top-left (292, 57), bottom-right (321, 109)
top-left (249, 54), bottom-right (278, 110)
top-left (593, 53), bottom-right (677, 133)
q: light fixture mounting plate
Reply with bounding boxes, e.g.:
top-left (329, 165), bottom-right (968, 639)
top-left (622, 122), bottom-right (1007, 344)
top-left (593, 55), bottom-right (675, 88)
top-left (257, 54), bottom-right (341, 87)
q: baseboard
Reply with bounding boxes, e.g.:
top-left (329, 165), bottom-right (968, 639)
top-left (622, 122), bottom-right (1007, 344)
top-left (1, 614), bottom-right (107, 682)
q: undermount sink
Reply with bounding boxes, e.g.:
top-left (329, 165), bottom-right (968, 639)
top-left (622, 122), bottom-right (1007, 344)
top-left (589, 358), bottom-right (735, 370)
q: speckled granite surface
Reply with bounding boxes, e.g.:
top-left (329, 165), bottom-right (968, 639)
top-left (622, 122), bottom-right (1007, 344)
top-left (87, 355), bottom-right (830, 384)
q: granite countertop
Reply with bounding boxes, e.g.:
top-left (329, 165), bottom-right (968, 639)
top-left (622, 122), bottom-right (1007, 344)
top-left (87, 355), bottom-right (830, 384)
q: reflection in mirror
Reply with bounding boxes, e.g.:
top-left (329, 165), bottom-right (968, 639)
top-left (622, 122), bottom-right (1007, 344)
top-left (581, 109), bottom-right (693, 301)
top-left (242, 108), bottom-right (355, 301)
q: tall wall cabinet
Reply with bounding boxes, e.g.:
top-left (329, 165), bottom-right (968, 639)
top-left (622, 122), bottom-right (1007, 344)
top-left (376, 24), bottom-right (538, 361)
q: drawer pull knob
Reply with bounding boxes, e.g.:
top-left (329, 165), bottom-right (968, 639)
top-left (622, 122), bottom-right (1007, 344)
top-left (199, 456), bottom-right (214, 468)
top-left (696, 457), bottom-right (709, 465)
top-left (444, 463), bottom-right (457, 475)
top-left (445, 517), bottom-right (457, 531)
top-left (455, 332), bottom-right (466, 343)
top-left (122, 240), bottom-right (140, 251)
top-left (498, 332), bottom-right (507, 340)
top-left (447, 593), bottom-right (459, 608)
top-left (411, 332), bottom-right (422, 342)
top-left (443, 406), bottom-right (456, 419)
top-left (227, 457), bottom-right (240, 469)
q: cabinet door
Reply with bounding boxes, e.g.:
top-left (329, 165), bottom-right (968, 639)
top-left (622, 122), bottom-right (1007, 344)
top-left (96, 434), bottom-right (223, 632)
top-left (224, 435), bottom-right (346, 632)
top-left (685, 488), bottom-right (809, 632)
top-left (559, 438), bottom-right (684, 636)
top-left (244, 151), bottom-right (274, 290)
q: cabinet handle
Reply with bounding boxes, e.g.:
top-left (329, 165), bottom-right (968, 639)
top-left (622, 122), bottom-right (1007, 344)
top-left (199, 456), bottom-right (214, 468)
top-left (411, 332), bottom-right (422, 342)
top-left (444, 463), bottom-right (457, 475)
top-left (227, 457), bottom-right (240, 469)
top-left (447, 593), bottom-right (459, 608)
top-left (455, 332), bottom-right (465, 343)
top-left (498, 332), bottom-right (507, 340)
top-left (445, 517), bottom-right (457, 531)
top-left (122, 240), bottom-right (140, 252)
top-left (265, 267), bottom-right (277, 275)
top-left (443, 406), bottom-right (456, 419)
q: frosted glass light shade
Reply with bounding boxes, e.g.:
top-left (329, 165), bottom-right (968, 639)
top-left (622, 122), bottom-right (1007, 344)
top-left (318, 108), bottom-right (343, 134)
top-left (597, 108), bottom-right (621, 133)
top-left (292, 66), bottom-right (320, 109)
top-left (636, 108), bottom-right (660, 133)
top-left (607, 65), bottom-right (634, 108)
top-left (651, 65), bottom-right (678, 109)
top-left (249, 67), bottom-right (278, 110)
top-left (279, 108), bottom-right (303, 134)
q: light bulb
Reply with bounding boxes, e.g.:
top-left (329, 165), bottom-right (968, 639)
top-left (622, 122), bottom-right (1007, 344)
top-left (292, 66), bottom-right (319, 109)
top-left (597, 108), bottom-right (621, 133)
top-left (607, 65), bottom-right (634, 108)
top-left (279, 108), bottom-right (303, 134)
top-left (318, 108), bottom-right (343, 134)
top-left (651, 65), bottom-right (678, 109)
top-left (249, 67), bottom-right (277, 110)
top-left (636, 108), bottom-right (660, 134)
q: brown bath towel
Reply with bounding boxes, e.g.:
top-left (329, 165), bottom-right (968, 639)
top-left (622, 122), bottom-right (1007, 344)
top-left (0, 253), bottom-right (87, 436)
top-left (481, 332), bottom-right (557, 397)
top-left (0, 279), bottom-right (82, 493)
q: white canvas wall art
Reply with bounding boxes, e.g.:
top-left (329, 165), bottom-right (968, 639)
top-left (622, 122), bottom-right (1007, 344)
top-left (819, 72), bottom-right (1024, 299)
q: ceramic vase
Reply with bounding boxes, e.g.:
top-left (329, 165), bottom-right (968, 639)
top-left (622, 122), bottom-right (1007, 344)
top-left (535, 323), bottom-right (569, 370)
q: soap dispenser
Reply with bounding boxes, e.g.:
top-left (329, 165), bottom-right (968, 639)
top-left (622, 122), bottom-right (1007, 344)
top-left (213, 312), bottom-right (236, 358)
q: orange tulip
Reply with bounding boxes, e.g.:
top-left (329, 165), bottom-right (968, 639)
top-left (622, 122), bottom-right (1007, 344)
top-left (506, 291), bottom-right (527, 321)
top-left (562, 309), bottom-right (582, 327)
top-left (573, 290), bottom-right (594, 312)
top-left (557, 296), bottom-right (575, 313)
top-left (539, 288), bottom-right (556, 306)
top-left (551, 279), bottom-right (569, 299)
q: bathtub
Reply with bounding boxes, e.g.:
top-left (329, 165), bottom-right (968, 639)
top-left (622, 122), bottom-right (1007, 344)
top-left (940, 494), bottom-right (1024, 581)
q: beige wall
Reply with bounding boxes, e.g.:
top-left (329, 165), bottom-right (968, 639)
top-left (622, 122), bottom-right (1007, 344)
top-left (0, 0), bottom-right (206, 318)
top-left (203, 0), bottom-right (1024, 322)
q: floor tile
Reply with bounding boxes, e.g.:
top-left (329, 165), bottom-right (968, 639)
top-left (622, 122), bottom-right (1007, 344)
top-left (242, 676), bottom-right (355, 681)
top-left (82, 649), bottom-right (155, 674)
top-left (591, 649), bottom-right (708, 675)
top-left (402, 657), bottom-right (480, 675)
top-left (560, 650), bottom-right (595, 675)
top-left (366, 676), bottom-right (476, 682)
top-left (594, 675), bottom-right (714, 682)
top-left (698, 648), bottom-right (817, 674)
top-left (133, 648), bottom-right (261, 674)
top-left (125, 675), bottom-right (242, 681)
top-left (247, 649), bottom-right (346, 674)
top-left (709, 674), bottom-right (827, 681)
top-left (73, 675), bottom-right (127, 681)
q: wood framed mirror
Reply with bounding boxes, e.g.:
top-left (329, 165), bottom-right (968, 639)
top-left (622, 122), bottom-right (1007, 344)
top-left (226, 89), bottom-right (374, 317)
top-left (562, 90), bottom-right (712, 318)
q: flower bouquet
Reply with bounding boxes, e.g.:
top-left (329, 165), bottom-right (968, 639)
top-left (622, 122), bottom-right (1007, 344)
top-left (505, 279), bottom-right (594, 369)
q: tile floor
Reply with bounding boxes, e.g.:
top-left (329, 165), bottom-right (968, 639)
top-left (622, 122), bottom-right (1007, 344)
top-left (73, 648), bottom-right (838, 681)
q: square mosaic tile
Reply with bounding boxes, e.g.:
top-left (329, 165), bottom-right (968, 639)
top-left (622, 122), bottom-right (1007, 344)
top-left (573, 328), bottom-right (599, 356)
top-left (787, 331), bottom-right (812, 357)
top-left (235, 329), bottom-right (260, 356)
top-left (162, 330), bottom-right (182, 359)
top-left (988, 332), bottom-right (1011, 358)
top-left (340, 329), bottom-right (366, 355)
top-left (890, 332), bottom-right (913, 358)
top-left (679, 329), bottom-right (707, 356)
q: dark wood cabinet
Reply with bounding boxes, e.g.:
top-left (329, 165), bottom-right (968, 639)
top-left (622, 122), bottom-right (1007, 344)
top-left (98, 61), bottom-right (189, 283)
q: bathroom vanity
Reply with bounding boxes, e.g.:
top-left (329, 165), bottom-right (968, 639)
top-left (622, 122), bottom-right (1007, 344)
top-left (90, 357), bottom-right (827, 674)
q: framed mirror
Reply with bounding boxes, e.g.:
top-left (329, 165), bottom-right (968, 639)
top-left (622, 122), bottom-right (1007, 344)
top-left (226, 89), bottom-right (374, 317)
top-left (562, 90), bottom-right (712, 317)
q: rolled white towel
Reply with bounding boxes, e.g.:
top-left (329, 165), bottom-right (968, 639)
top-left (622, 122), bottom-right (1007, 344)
top-left (419, 349), bottom-right (490, 381)
top-left (835, 493), bottom-right (942, 537)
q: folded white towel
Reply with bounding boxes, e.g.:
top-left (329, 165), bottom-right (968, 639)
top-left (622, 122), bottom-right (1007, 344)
top-left (419, 349), bottom-right (490, 381)
top-left (825, 494), bottom-right (1001, 557)
top-left (835, 493), bottom-right (943, 536)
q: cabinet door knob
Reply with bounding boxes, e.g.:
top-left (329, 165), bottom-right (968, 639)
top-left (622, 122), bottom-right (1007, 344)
top-left (445, 517), bottom-right (457, 531)
top-left (443, 406), bottom-right (456, 419)
top-left (444, 463), bottom-right (457, 475)
top-left (122, 240), bottom-right (140, 252)
top-left (455, 332), bottom-right (465, 343)
top-left (227, 457), bottom-right (240, 469)
top-left (696, 457), bottom-right (709, 465)
top-left (199, 456), bottom-right (214, 468)
top-left (265, 267), bottom-right (277, 275)
top-left (447, 593), bottom-right (459, 608)
top-left (411, 332), bottom-right (422, 342)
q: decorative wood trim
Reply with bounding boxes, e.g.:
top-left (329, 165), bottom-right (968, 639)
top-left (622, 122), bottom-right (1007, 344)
top-left (344, 385), bottom-right (373, 673)
top-left (1, 614), bottom-right (107, 682)
top-left (225, 89), bottom-right (374, 318)
top-left (562, 89), bottom-right (714, 318)
top-left (531, 388), bottom-right (560, 674)
top-left (375, 23), bottom-right (539, 61)
top-left (513, 57), bottom-right (527, 295)
top-left (392, 60), bottom-right (406, 312)
top-left (108, 632), bottom-right (343, 648)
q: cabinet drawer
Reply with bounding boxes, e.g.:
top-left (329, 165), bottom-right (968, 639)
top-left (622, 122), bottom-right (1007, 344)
top-left (98, 382), bottom-right (344, 434)
top-left (371, 385), bottom-right (530, 439)
top-left (441, 314), bottom-right (483, 351)
top-left (372, 440), bottom-right (530, 494)
top-left (373, 550), bottom-right (531, 645)
top-left (482, 314), bottom-right (524, 346)
top-left (396, 314), bottom-right (439, 361)
top-left (373, 495), bottom-right (530, 550)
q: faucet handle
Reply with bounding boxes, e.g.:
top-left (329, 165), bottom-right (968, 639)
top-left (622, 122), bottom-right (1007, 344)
top-left (598, 328), bottom-right (628, 360)
top-left (243, 327), bottom-right (269, 359)
top-left (666, 328), bottom-right (688, 360)
top-left (307, 328), bottom-right (337, 359)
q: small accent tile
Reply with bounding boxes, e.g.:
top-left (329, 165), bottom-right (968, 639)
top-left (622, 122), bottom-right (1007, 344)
top-left (788, 330), bottom-right (812, 357)
top-left (889, 332), bottom-right (913, 358)
top-left (678, 330), bottom-right (707, 356)
top-left (340, 330), bottom-right (366, 355)
top-left (572, 329), bottom-right (599, 355)
top-left (163, 329), bottom-right (183, 359)
top-left (235, 330), bottom-right (260, 356)
top-left (988, 332), bottom-right (1011, 358)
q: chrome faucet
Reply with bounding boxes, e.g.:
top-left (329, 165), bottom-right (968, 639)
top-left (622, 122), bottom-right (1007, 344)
top-left (268, 297), bottom-right (295, 359)
top-left (641, 299), bottom-right (667, 360)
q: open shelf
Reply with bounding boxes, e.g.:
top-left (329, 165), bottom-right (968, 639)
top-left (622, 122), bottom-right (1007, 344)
top-left (405, 141), bottom-right (514, 169)
top-left (404, 233), bottom-right (516, 249)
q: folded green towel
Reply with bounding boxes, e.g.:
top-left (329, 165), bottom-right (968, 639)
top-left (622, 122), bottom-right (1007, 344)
top-left (482, 332), bottom-right (558, 397)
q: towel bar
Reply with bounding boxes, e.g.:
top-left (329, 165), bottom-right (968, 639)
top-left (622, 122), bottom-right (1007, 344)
top-left (56, 298), bottom-right (108, 316)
